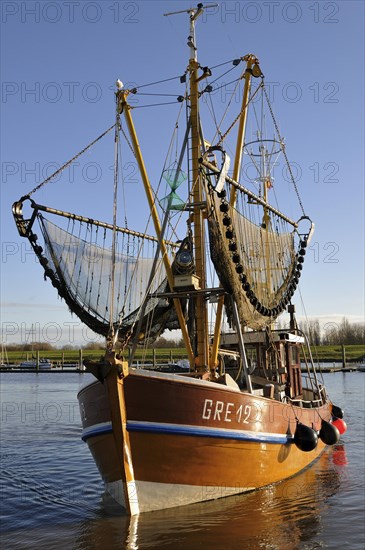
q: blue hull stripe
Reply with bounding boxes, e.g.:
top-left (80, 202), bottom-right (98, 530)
top-left (82, 420), bottom-right (292, 445)
top-left (82, 422), bottom-right (113, 442)
top-left (127, 420), bottom-right (291, 444)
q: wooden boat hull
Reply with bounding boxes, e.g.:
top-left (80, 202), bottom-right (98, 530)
top-left (78, 368), bottom-right (332, 513)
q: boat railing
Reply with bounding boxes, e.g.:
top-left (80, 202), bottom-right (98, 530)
top-left (296, 329), bottom-right (326, 405)
top-left (287, 396), bottom-right (323, 408)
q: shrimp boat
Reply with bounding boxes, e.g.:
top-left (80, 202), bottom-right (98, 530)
top-left (13, 4), bottom-right (346, 515)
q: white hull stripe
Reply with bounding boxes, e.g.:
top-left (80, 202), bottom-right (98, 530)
top-left (82, 419), bottom-right (293, 444)
top-left (105, 478), bottom-right (255, 513)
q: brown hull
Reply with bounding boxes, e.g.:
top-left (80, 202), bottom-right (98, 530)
top-left (78, 368), bottom-right (332, 513)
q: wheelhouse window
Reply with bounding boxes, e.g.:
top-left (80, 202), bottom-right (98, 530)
top-left (289, 345), bottom-right (300, 365)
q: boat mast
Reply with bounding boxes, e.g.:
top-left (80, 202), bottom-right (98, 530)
top-left (188, 6), bottom-right (209, 372)
top-left (230, 55), bottom-right (258, 207)
top-left (165, 4), bottom-right (218, 373)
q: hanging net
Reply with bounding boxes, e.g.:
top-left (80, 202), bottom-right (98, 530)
top-left (231, 210), bottom-right (295, 305)
top-left (13, 200), bottom-right (182, 345)
top-left (40, 217), bottom-right (165, 325)
top-left (206, 180), bottom-right (305, 330)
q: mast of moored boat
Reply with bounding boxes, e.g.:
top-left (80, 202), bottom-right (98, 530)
top-left (188, 6), bottom-right (209, 374)
top-left (230, 54), bottom-right (258, 208)
top-left (165, 4), bottom-right (218, 375)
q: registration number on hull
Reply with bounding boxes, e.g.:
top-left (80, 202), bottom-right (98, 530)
top-left (202, 399), bottom-right (252, 424)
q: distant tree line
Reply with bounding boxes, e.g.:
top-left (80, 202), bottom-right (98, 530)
top-left (4, 338), bottom-right (184, 351)
top-left (5, 318), bottom-right (364, 350)
top-left (5, 342), bottom-right (55, 352)
top-left (4, 342), bottom-right (105, 352)
top-left (153, 337), bottom-right (185, 348)
top-left (299, 318), bottom-right (364, 346)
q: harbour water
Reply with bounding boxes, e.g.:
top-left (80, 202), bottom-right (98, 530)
top-left (1, 372), bottom-right (364, 549)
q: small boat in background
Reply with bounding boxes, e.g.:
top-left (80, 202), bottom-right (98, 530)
top-left (19, 358), bottom-right (52, 370)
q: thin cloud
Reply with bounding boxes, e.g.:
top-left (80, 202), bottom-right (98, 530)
top-left (1, 302), bottom-right (66, 310)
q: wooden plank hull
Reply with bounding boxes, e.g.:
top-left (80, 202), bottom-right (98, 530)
top-left (77, 368), bottom-right (332, 513)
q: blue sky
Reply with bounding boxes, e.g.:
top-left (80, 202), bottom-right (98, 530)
top-left (1, 0), bottom-right (364, 346)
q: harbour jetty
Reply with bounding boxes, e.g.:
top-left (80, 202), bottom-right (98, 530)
top-left (1, 346), bottom-right (364, 372)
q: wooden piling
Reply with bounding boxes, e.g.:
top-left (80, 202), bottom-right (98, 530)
top-left (342, 344), bottom-right (346, 369)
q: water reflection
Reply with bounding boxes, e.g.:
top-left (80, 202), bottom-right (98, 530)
top-left (0, 444), bottom-right (349, 550)
top-left (331, 444), bottom-right (348, 466)
top-left (73, 445), bottom-right (347, 550)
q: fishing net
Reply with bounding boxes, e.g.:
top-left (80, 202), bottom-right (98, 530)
top-left (207, 183), bottom-right (301, 330)
top-left (232, 210), bottom-right (295, 305)
top-left (17, 209), bottom-right (182, 344)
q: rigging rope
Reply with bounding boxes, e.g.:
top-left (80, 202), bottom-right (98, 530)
top-left (132, 75), bottom-right (182, 90)
top-left (206, 77), bottom-right (241, 95)
top-left (109, 110), bottom-right (121, 337)
top-left (134, 101), bottom-right (181, 109)
top-left (262, 84), bottom-right (306, 216)
top-left (127, 57), bottom-right (241, 92)
top-left (210, 58), bottom-right (242, 70)
top-left (216, 82), bottom-right (263, 147)
top-left (206, 77), bottom-right (241, 146)
top-left (135, 92), bottom-right (181, 97)
top-left (207, 66), bottom-right (240, 87)
top-left (25, 124), bottom-right (116, 198)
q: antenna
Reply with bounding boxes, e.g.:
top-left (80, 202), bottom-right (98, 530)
top-left (164, 3), bottom-right (218, 60)
top-left (163, 3), bottom-right (218, 18)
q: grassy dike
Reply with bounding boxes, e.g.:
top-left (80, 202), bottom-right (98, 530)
top-left (4, 344), bottom-right (365, 366)
top-left (308, 344), bottom-right (364, 363)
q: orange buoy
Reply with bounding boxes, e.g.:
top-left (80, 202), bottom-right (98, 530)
top-left (332, 418), bottom-right (347, 435)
